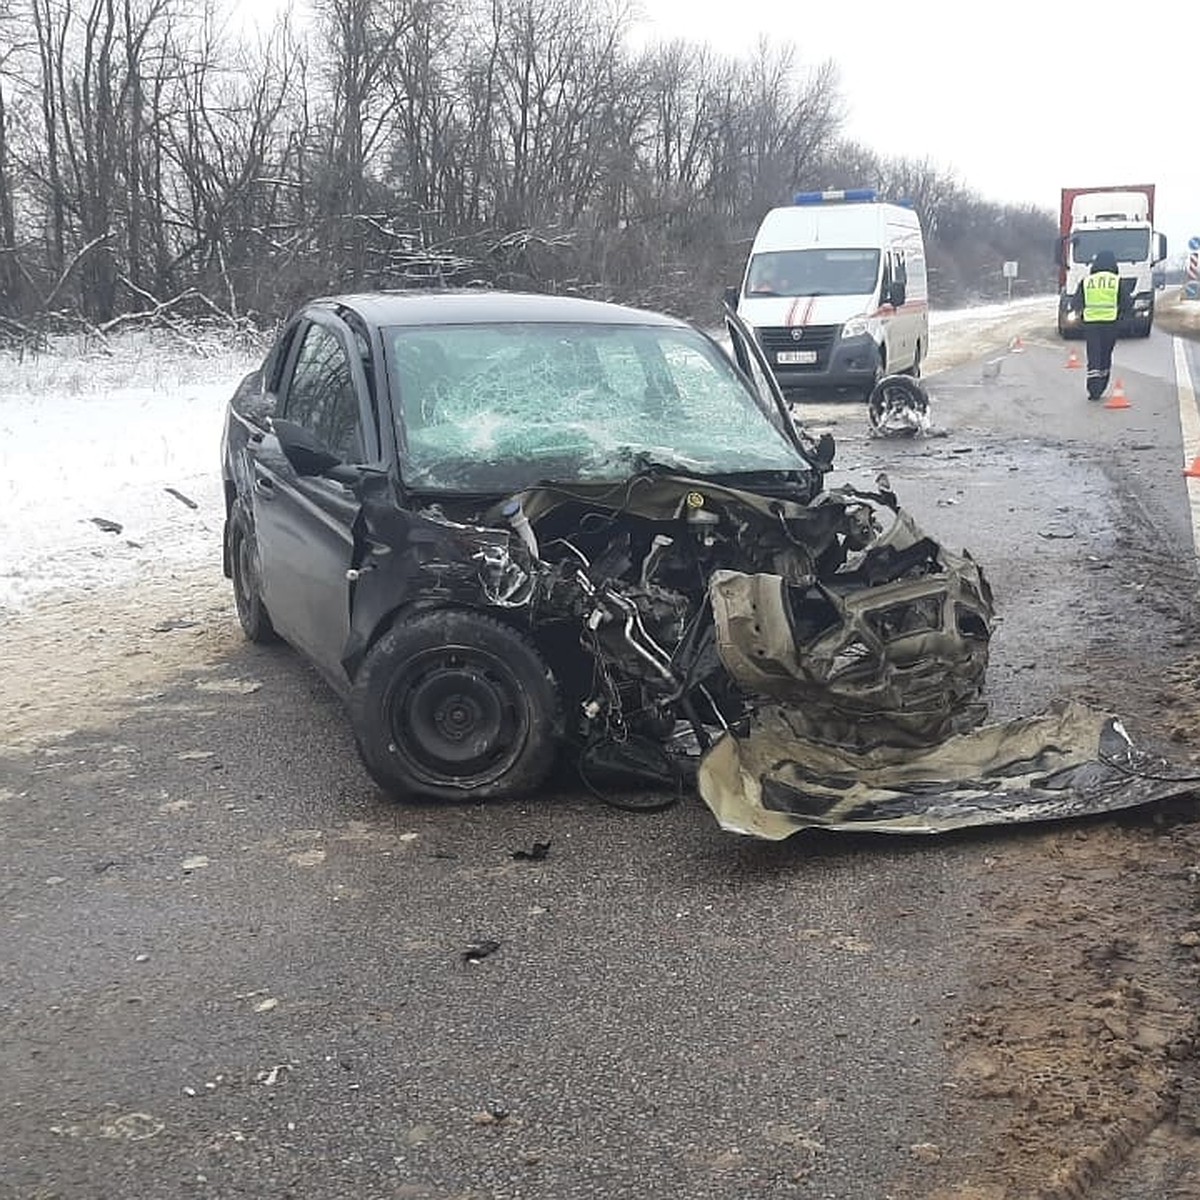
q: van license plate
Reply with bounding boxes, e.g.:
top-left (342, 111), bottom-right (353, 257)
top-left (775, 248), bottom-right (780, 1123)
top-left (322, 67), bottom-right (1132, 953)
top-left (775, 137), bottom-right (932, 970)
top-left (776, 350), bottom-right (817, 365)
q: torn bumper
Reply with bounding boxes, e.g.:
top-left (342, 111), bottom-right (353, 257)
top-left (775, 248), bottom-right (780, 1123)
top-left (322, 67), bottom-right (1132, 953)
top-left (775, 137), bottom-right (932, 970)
top-left (697, 700), bottom-right (1197, 839)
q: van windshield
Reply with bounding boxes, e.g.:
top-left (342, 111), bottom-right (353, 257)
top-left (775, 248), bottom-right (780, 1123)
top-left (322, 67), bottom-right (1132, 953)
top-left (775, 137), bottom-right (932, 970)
top-left (745, 249), bottom-right (881, 298)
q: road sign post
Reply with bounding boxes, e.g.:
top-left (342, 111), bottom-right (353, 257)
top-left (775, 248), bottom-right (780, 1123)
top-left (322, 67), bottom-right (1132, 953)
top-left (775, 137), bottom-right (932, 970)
top-left (1003, 260), bottom-right (1018, 303)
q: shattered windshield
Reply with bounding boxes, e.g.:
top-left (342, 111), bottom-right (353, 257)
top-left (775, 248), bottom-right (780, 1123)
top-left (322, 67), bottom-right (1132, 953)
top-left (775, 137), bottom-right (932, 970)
top-left (745, 249), bottom-right (881, 298)
top-left (1071, 229), bottom-right (1150, 264)
top-left (387, 321), bottom-right (806, 491)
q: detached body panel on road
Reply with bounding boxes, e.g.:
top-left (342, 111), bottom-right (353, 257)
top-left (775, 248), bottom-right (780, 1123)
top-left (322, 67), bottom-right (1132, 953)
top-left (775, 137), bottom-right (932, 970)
top-left (220, 290), bottom-right (993, 808)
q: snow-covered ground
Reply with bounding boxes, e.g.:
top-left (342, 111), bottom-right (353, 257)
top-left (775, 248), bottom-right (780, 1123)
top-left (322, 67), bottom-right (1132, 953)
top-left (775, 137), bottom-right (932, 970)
top-left (0, 299), bottom-right (1057, 614)
top-left (0, 331), bottom-right (262, 613)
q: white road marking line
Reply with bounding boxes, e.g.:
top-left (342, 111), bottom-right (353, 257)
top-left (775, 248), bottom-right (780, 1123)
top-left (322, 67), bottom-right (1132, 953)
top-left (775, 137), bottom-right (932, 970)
top-left (1173, 336), bottom-right (1200, 559)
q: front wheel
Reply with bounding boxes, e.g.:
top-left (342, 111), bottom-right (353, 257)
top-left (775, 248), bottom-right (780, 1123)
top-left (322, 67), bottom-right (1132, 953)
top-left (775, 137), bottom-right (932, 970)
top-left (349, 609), bottom-right (561, 801)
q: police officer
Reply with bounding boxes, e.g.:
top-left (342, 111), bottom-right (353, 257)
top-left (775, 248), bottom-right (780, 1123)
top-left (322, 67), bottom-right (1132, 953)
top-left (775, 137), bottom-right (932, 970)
top-left (1075, 250), bottom-right (1131, 400)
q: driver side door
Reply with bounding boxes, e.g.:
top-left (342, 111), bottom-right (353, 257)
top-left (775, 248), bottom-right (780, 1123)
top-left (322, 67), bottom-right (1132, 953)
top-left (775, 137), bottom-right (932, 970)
top-left (251, 313), bottom-right (377, 686)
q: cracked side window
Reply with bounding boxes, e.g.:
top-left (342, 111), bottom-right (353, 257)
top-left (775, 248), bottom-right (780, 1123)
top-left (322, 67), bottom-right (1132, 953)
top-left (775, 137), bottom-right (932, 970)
top-left (282, 324), bottom-right (364, 463)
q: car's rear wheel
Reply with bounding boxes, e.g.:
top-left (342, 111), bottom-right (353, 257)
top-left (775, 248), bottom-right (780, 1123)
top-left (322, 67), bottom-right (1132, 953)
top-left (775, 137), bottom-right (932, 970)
top-left (228, 508), bottom-right (278, 644)
top-left (350, 609), bottom-right (560, 801)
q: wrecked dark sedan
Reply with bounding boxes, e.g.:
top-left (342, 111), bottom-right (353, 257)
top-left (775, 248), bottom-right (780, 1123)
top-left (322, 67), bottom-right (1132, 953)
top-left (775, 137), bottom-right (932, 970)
top-left (220, 290), bottom-right (999, 810)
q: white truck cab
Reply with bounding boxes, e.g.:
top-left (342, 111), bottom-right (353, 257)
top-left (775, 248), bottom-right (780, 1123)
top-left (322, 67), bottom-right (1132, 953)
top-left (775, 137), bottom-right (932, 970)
top-left (729, 189), bottom-right (930, 400)
top-left (1056, 187), bottom-right (1166, 339)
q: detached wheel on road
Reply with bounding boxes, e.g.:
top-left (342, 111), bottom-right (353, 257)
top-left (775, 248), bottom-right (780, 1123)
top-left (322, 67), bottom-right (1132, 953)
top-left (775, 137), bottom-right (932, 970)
top-left (350, 609), bottom-right (561, 801)
top-left (228, 508), bottom-right (278, 644)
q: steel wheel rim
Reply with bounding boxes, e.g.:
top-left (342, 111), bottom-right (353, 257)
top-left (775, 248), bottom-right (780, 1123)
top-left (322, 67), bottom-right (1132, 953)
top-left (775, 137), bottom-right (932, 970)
top-left (385, 645), bottom-right (527, 785)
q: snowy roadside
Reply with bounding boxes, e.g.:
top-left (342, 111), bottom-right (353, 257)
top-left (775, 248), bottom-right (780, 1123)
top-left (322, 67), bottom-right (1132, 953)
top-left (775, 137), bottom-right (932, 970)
top-left (923, 293), bottom-right (1055, 374)
top-left (1155, 288), bottom-right (1200, 340)
top-left (0, 331), bottom-right (263, 614)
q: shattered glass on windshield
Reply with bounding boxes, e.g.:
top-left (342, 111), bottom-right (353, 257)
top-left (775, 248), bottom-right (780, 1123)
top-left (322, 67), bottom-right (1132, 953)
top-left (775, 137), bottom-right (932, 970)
top-left (389, 323), bottom-right (804, 491)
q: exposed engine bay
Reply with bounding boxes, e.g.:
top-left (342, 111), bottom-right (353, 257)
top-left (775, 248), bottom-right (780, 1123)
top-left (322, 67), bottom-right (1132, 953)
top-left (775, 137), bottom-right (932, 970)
top-left (360, 469), bottom-right (995, 811)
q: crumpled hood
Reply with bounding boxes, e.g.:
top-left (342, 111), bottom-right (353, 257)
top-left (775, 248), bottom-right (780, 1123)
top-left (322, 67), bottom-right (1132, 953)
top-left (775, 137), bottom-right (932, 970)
top-left (708, 506), bottom-right (992, 748)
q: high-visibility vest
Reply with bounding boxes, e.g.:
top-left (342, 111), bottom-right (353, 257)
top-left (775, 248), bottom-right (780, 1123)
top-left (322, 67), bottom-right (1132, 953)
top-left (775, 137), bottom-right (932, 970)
top-left (1083, 271), bottom-right (1120, 323)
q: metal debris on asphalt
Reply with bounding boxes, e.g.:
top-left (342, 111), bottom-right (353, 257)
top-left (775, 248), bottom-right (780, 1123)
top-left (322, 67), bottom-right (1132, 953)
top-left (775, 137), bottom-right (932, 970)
top-left (511, 841), bottom-right (551, 861)
top-left (462, 939), bottom-right (501, 964)
top-left (163, 486), bottom-right (199, 509)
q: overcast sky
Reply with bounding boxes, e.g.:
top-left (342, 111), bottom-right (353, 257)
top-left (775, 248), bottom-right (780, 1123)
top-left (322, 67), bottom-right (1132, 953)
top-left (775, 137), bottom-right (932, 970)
top-left (631, 0), bottom-right (1197, 261)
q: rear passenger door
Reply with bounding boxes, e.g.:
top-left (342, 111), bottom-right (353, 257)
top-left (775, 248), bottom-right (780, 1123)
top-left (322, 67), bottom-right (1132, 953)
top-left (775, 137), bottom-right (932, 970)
top-left (251, 312), bottom-right (378, 684)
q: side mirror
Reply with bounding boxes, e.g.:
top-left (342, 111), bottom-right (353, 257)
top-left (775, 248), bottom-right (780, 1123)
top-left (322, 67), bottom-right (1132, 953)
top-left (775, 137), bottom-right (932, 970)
top-left (1053, 239), bottom-right (1063, 267)
top-left (723, 285), bottom-right (740, 311)
top-left (1154, 233), bottom-right (1167, 264)
top-left (886, 281), bottom-right (906, 308)
top-left (272, 417), bottom-right (343, 477)
top-left (244, 389), bottom-right (278, 428)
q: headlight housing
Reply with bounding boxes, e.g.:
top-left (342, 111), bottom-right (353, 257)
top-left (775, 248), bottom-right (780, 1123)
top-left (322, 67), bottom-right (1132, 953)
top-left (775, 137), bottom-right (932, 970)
top-left (841, 315), bottom-right (870, 339)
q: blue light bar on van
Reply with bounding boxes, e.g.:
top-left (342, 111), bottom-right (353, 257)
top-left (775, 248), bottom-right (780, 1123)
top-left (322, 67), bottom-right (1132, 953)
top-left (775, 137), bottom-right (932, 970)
top-left (793, 188), bottom-right (878, 205)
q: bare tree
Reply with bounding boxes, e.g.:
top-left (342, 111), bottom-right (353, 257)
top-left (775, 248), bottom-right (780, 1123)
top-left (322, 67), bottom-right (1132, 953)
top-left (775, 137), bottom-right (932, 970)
top-left (0, 0), bottom-right (1055, 326)
top-left (314, 0), bottom-right (412, 217)
top-left (0, 1), bottom-right (26, 306)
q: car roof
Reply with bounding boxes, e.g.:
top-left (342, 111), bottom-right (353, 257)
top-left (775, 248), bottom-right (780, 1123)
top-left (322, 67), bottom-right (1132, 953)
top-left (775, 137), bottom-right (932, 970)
top-left (307, 290), bottom-right (689, 329)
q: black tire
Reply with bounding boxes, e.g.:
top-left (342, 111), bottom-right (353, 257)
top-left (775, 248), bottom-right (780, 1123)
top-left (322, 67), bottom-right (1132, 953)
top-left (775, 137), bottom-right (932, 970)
top-left (867, 373), bottom-right (930, 436)
top-left (228, 507), bottom-right (278, 644)
top-left (350, 609), bottom-right (561, 801)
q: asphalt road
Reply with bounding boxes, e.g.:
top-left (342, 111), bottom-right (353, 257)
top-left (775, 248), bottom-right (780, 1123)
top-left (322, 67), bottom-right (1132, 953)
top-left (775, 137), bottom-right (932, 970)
top-left (4, 323), bottom-right (1200, 1199)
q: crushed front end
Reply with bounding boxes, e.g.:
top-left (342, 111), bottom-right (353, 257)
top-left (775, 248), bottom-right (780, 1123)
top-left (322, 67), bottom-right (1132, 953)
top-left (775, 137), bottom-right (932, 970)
top-left (355, 470), bottom-right (997, 806)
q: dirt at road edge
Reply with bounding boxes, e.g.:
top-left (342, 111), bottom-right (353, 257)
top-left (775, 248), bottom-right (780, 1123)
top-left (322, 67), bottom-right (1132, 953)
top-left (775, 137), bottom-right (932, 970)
top-left (1, 567), bottom-right (240, 754)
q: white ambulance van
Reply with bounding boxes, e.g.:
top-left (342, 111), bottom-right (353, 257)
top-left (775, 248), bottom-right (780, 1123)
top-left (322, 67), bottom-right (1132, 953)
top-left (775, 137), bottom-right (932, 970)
top-left (730, 189), bottom-right (929, 400)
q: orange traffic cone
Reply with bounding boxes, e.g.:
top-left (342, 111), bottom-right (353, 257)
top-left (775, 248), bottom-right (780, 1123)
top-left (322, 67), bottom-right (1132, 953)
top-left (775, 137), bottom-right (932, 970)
top-left (1184, 457), bottom-right (1200, 479)
top-left (1104, 378), bottom-right (1130, 410)
top-left (1065, 348), bottom-right (1081, 369)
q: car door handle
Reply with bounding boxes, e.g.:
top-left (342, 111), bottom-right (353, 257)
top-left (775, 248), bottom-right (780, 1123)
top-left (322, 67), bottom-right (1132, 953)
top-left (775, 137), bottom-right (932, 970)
top-left (255, 477), bottom-right (275, 498)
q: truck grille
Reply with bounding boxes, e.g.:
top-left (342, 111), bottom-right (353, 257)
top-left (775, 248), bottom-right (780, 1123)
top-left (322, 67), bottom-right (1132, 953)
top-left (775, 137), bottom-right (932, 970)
top-left (756, 325), bottom-right (839, 371)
